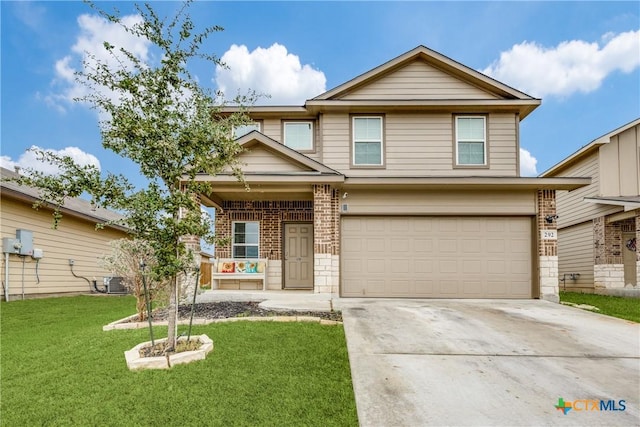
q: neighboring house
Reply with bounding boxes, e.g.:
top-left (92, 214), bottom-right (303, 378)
top-left (191, 45), bottom-right (588, 301)
top-left (1, 167), bottom-right (129, 300)
top-left (541, 118), bottom-right (640, 294)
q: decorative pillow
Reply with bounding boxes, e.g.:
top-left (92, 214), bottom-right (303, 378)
top-left (246, 262), bottom-right (258, 273)
top-left (221, 262), bottom-right (235, 273)
top-left (257, 261), bottom-right (266, 273)
top-left (235, 261), bottom-right (247, 273)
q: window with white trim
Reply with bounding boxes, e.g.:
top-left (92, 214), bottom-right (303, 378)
top-left (455, 116), bottom-right (486, 165)
top-left (283, 121), bottom-right (313, 150)
top-left (232, 221), bottom-right (259, 258)
top-left (232, 122), bottom-right (261, 139)
top-left (353, 116), bottom-right (383, 166)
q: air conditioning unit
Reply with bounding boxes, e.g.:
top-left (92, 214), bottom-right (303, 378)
top-left (104, 276), bottom-right (128, 294)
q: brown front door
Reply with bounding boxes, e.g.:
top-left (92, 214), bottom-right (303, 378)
top-left (284, 223), bottom-right (314, 289)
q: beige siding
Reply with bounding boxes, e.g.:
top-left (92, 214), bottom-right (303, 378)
top-left (238, 146), bottom-right (312, 173)
top-left (556, 152), bottom-right (621, 228)
top-left (340, 61), bottom-right (498, 100)
top-left (342, 190), bottom-right (536, 215)
top-left (261, 118), bottom-right (281, 142)
top-left (321, 112), bottom-right (519, 176)
top-left (599, 124), bottom-right (640, 197)
top-left (557, 222), bottom-right (594, 293)
top-left (1, 197), bottom-right (127, 299)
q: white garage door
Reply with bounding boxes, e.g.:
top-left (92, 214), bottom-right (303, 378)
top-left (341, 216), bottom-right (532, 298)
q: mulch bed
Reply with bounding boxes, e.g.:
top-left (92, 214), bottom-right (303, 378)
top-left (144, 301), bottom-right (343, 322)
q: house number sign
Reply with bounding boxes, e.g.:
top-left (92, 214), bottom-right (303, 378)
top-left (541, 229), bottom-right (557, 240)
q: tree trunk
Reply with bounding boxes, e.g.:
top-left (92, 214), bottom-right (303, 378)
top-left (166, 275), bottom-right (179, 350)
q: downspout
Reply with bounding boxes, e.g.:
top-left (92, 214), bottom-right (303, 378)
top-left (4, 253), bottom-right (9, 302)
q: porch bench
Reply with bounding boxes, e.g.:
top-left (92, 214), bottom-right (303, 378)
top-left (211, 259), bottom-right (268, 290)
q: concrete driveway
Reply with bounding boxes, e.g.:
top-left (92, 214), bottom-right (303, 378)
top-left (336, 299), bottom-right (640, 427)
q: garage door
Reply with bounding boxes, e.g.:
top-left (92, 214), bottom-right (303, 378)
top-left (341, 216), bottom-right (532, 298)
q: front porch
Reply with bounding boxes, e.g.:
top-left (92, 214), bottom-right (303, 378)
top-left (210, 186), bottom-right (341, 294)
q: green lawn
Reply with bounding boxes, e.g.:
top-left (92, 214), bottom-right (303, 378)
top-left (560, 291), bottom-right (640, 323)
top-left (1, 296), bottom-right (358, 427)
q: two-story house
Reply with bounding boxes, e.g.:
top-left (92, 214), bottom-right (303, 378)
top-left (192, 45), bottom-right (588, 301)
top-left (541, 118), bottom-right (640, 294)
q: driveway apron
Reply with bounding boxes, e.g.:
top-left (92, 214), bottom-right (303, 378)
top-left (338, 299), bottom-right (640, 427)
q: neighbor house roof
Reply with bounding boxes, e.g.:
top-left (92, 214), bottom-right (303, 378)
top-left (1, 167), bottom-right (127, 230)
top-left (541, 117), bottom-right (640, 177)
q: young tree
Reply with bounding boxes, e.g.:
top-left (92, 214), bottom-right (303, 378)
top-left (99, 239), bottom-right (167, 322)
top-left (8, 1), bottom-right (253, 350)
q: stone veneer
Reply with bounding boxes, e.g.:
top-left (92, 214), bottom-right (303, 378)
top-left (537, 190), bottom-right (559, 302)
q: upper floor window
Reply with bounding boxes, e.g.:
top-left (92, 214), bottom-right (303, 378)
top-left (232, 221), bottom-right (259, 258)
top-left (455, 116), bottom-right (486, 166)
top-left (233, 122), bottom-right (261, 139)
top-left (283, 121), bottom-right (313, 151)
top-left (353, 116), bottom-right (383, 166)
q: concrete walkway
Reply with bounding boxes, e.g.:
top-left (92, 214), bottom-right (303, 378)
top-left (196, 289), bottom-right (336, 312)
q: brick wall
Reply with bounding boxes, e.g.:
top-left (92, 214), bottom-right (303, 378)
top-left (215, 201), bottom-right (313, 260)
top-left (537, 189), bottom-right (557, 257)
top-left (594, 216), bottom-right (623, 264)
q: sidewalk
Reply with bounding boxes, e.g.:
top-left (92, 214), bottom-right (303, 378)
top-left (195, 289), bottom-right (338, 312)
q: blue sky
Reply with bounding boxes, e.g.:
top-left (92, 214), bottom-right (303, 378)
top-left (2, 1), bottom-right (639, 188)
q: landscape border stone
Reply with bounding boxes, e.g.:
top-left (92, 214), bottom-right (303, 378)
top-left (124, 334), bottom-right (214, 370)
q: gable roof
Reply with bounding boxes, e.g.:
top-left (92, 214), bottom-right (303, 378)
top-left (541, 117), bottom-right (640, 177)
top-left (1, 167), bottom-right (126, 229)
top-left (228, 131), bottom-right (343, 177)
top-left (304, 45), bottom-right (541, 118)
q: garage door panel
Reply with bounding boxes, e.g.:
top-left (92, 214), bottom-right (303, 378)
top-left (341, 216), bottom-right (532, 298)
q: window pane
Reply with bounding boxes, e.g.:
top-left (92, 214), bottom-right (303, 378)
top-left (284, 122), bottom-right (313, 150)
top-left (233, 246), bottom-right (246, 258)
top-left (233, 123), bottom-right (260, 139)
top-left (458, 142), bottom-right (485, 165)
top-left (354, 141), bottom-right (381, 165)
top-left (245, 246), bottom-right (259, 258)
top-left (354, 117), bottom-right (381, 140)
top-left (457, 117), bottom-right (484, 140)
top-left (233, 222), bottom-right (259, 258)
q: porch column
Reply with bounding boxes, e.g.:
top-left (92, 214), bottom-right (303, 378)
top-left (594, 216), bottom-right (624, 289)
top-left (313, 184), bottom-right (339, 294)
top-left (180, 235), bottom-right (201, 300)
top-left (537, 190), bottom-right (559, 302)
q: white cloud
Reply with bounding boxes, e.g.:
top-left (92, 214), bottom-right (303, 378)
top-left (519, 148), bottom-right (538, 177)
top-left (482, 30), bottom-right (640, 98)
top-left (215, 43), bottom-right (327, 105)
top-left (1, 146), bottom-right (101, 175)
top-left (46, 13), bottom-right (150, 113)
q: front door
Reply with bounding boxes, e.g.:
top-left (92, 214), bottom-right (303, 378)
top-left (284, 223), bottom-right (314, 289)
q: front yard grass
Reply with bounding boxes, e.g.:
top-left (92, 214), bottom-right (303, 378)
top-left (1, 296), bottom-right (358, 427)
top-left (560, 291), bottom-right (640, 323)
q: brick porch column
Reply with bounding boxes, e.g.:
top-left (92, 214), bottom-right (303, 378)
top-left (537, 190), bottom-right (559, 302)
top-left (313, 184), bottom-right (339, 294)
top-left (594, 216), bottom-right (624, 289)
